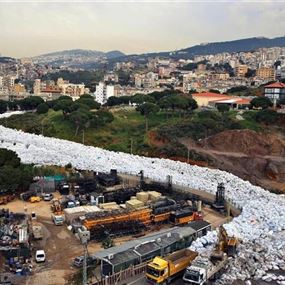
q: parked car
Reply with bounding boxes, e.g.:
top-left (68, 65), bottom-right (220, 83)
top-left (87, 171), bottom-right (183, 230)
top-left (73, 256), bottom-right (97, 268)
top-left (35, 250), bottom-right (46, 263)
top-left (30, 196), bottom-right (41, 203)
top-left (43, 193), bottom-right (54, 201)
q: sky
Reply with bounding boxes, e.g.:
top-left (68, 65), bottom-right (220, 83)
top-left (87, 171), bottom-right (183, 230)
top-left (0, 0), bottom-right (285, 58)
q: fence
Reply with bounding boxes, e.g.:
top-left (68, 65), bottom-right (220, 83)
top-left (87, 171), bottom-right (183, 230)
top-left (91, 262), bottom-right (148, 285)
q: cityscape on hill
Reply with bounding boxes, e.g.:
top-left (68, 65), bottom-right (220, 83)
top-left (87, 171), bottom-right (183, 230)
top-left (0, 1), bottom-right (285, 285)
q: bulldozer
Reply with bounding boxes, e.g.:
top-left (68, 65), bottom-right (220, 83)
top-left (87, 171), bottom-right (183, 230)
top-left (210, 226), bottom-right (238, 261)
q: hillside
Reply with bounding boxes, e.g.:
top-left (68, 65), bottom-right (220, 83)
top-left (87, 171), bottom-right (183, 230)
top-left (120, 36), bottom-right (285, 61)
top-left (175, 36), bottom-right (285, 57)
top-left (32, 49), bottom-right (125, 67)
top-left (0, 107), bottom-right (284, 193)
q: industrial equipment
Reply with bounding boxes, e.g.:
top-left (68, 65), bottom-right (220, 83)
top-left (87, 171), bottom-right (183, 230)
top-left (146, 249), bottom-right (198, 284)
top-left (29, 196), bottom-right (41, 203)
top-left (210, 226), bottom-right (238, 260)
top-left (212, 183), bottom-right (226, 211)
top-left (183, 226), bottom-right (238, 284)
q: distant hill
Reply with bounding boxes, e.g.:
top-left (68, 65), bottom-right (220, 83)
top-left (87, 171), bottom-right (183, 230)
top-left (170, 36), bottom-right (285, 58)
top-left (32, 49), bottom-right (125, 68)
top-left (0, 56), bottom-right (16, 63)
top-left (117, 36), bottom-right (285, 61)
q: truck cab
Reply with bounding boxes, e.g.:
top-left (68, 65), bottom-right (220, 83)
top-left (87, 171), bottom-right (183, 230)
top-left (183, 266), bottom-right (206, 284)
top-left (52, 214), bottom-right (64, 225)
top-left (146, 257), bottom-right (168, 284)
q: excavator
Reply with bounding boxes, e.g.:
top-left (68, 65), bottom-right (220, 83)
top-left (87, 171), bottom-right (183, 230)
top-left (210, 226), bottom-right (238, 261)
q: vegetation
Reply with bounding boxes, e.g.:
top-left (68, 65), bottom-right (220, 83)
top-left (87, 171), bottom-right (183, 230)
top-left (217, 104), bottom-right (230, 113)
top-left (0, 149), bottom-right (33, 194)
top-left (0, 91), bottom-right (282, 164)
top-left (255, 109), bottom-right (279, 125)
top-left (42, 70), bottom-right (104, 86)
top-left (36, 103), bottom-right (49, 114)
top-left (250, 97), bottom-right (273, 109)
top-left (137, 102), bottom-right (159, 132)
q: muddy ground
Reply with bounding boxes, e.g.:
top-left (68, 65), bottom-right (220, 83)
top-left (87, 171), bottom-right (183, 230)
top-left (0, 196), bottom-right (227, 285)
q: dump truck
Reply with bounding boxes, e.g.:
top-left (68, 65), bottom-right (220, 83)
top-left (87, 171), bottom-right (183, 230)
top-left (146, 249), bottom-right (198, 284)
top-left (31, 222), bottom-right (44, 239)
top-left (183, 254), bottom-right (227, 284)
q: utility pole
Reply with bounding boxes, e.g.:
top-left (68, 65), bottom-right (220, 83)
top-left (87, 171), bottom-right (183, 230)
top-left (187, 149), bottom-right (190, 164)
top-left (130, 138), bottom-right (133, 154)
top-left (78, 229), bottom-right (90, 285)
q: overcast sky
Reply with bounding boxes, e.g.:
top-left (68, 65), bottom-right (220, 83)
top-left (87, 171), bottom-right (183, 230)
top-left (0, 0), bottom-right (285, 58)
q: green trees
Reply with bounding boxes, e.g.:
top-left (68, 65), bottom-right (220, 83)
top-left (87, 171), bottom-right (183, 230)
top-left (0, 100), bottom-right (7, 114)
top-left (0, 149), bottom-right (33, 194)
top-left (137, 102), bottom-right (159, 132)
top-left (19, 96), bottom-right (45, 110)
top-left (217, 104), bottom-right (230, 113)
top-left (131, 94), bottom-right (155, 104)
top-left (250, 97), bottom-right (273, 109)
top-left (255, 109), bottom-right (278, 125)
top-left (69, 109), bottom-right (92, 136)
top-left (158, 95), bottom-right (197, 112)
top-left (36, 103), bottom-right (49, 114)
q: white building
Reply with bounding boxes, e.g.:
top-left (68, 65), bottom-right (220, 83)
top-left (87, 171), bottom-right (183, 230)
top-left (0, 76), bottom-right (3, 87)
top-left (94, 82), bottom-right (114, 104)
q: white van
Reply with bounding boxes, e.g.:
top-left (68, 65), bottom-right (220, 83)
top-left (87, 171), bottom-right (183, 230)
top-left (35, 250), bottom-right (46, 263)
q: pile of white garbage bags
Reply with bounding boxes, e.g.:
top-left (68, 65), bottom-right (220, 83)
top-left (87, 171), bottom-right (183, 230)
top-left (0, 114), bottom-right (284, 283)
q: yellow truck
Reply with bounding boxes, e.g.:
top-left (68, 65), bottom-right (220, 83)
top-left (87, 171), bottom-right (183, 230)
top-left (146, 249), bottom-right (198, 285)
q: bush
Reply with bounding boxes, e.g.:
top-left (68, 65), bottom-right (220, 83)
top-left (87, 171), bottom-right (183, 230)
top-left (250, 97), bottom-right (273, 109)
top-left (36, 103), bottom-right (49, 114)
top-left (217, 104), bottom-right (230, 113)
top-left (255, 109), bottom-right (278, 124)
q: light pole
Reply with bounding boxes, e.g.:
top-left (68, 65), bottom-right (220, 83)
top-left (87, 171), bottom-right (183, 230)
top-left (82, 130), bottom-right (85, 145)
top-left (78, 229), bottom-right (90, 285)
top-left (187, 149), bottom-right (190, 164)
top-left (130, 138), bottom-right (133, 155)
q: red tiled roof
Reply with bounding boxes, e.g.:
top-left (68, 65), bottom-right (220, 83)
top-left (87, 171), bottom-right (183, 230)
top-left (265, 82), bottom-right (285, 88)
top-left (192, 92), bottom-right (230, 98)
top-left (210, 97), bottom-right (251, 104)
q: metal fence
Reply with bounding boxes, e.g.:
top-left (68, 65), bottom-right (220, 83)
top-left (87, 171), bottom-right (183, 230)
top-left (91, 262), bottom-right (148, 285)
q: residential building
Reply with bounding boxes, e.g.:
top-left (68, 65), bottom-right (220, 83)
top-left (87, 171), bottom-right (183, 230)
top-left (104, 72), bottom-right (119, 83)
top-left (256, 67), bottom-right (275, 81)
top-left (235, 65), bottom-right (248, 77)
top-left (94, 82), bottom-right (114, 104)
top-left (264, 82), bottom-right (285, 102)
top-left (33, 79), bottom-right (41, 95)
top-left (12, 83), bottom-right (26, 94)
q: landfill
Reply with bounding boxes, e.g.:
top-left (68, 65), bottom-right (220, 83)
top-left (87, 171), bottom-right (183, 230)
top-left (0, 112), bottom-right (285, 283)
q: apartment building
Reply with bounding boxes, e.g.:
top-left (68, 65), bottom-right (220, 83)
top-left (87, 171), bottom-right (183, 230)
top-left (235, 65), bottom-right (248, 77)
top-left (256, 67), bottom-right (275, 81)
top-left (94, 82), bottom-right (114, 104)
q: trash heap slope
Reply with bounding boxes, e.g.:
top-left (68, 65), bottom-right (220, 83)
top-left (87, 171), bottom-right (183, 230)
top-left (0, 124), bottom-right (285, 283)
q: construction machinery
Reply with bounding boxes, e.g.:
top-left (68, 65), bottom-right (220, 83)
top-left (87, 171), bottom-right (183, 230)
top-left (29, 196), bottom-right (41, 203)
top-left (51, 198), bottom-right (64, 225)
top-left (29, 213), bottom-right (44, 240)
top-left (210, 226), bottom-right (238, 260)
top-left (51, 198), bottom-right (63, 214)
top-left (146, 249), bottom-right (198, 285)
top-left (183, 226), bottom-right (238, 284)
top-left (31, 222), bottom-right (44, 239)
